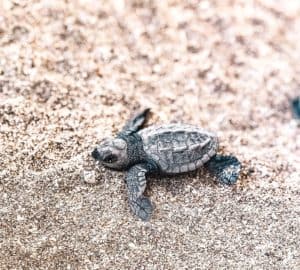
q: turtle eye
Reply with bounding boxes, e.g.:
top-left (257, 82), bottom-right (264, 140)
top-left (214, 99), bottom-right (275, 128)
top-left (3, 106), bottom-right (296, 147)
top-left (103, 154), bottom-right (117, 163)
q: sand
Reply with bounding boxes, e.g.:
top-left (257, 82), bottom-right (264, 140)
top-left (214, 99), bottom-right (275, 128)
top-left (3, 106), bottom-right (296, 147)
top-left (0, 0), bottom-right (300, 269)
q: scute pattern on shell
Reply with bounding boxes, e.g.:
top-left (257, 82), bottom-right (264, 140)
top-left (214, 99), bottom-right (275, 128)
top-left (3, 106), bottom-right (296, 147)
top-left (138, 124), bottom-right (218, 173)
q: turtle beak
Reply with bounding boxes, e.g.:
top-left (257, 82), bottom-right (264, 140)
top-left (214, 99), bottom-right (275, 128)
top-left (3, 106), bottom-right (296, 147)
top-left (91, 148), bottom-right (101, 160)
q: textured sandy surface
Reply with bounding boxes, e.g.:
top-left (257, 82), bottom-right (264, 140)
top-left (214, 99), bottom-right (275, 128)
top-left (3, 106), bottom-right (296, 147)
top-left (0, 0), bottom-right (300, 269)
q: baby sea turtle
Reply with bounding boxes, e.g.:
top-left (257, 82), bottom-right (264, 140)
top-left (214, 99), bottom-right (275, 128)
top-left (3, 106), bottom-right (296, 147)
top-left (291, 96), bottom-right (300, 119)
top-left (92, 109), bottom-right (241, 221)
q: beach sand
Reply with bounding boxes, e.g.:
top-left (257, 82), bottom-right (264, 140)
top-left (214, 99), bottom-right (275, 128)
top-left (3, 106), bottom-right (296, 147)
top-left (0, 0), bottom-right (299, 269)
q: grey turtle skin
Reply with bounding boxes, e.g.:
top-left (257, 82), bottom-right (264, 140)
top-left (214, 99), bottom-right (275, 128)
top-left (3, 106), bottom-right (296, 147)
top-left (92, 109), bottom-right (241, 221)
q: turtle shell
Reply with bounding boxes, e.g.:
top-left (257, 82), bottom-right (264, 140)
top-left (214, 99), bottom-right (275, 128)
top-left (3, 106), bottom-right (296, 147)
top-left (138, 124), bottom-right (218, 174)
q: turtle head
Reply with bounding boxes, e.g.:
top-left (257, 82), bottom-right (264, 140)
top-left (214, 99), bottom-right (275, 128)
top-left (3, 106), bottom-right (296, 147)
top-left (92, 137), bottom-right (128, 169)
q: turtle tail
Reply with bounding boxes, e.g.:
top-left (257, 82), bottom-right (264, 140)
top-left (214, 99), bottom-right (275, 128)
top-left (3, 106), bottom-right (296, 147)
top-left (205, 155), bottom-right (241, 185)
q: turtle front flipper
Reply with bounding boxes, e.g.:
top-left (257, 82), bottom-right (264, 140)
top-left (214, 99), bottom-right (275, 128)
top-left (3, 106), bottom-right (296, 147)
top-left (122, 108), bottom-right (150, 135)
top-left (125, 163), bottom-right (153, 221)
top-left (205, 155), bottom-right (241, 185)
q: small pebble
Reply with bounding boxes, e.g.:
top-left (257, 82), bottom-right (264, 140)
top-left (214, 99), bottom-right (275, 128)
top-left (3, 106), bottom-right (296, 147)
top-left (81, 170), bottom-right (97, 184)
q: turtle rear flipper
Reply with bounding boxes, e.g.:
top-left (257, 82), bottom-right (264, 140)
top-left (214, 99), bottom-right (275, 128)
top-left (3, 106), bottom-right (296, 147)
top-left (205, 155), bottom-right (241, 185)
